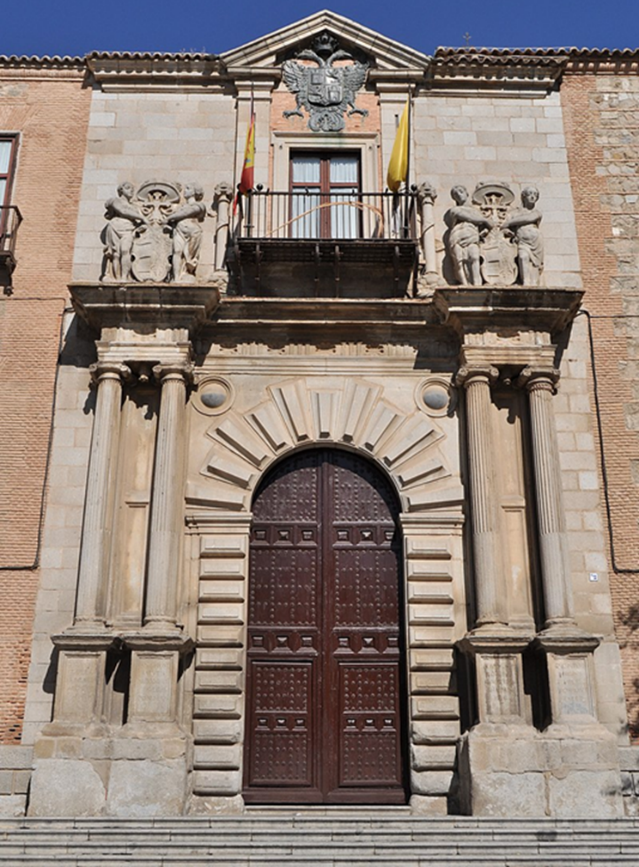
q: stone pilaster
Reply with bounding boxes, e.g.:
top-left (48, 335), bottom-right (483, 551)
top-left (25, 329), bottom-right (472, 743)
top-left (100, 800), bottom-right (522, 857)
top-left (456, 365), bottom-right (504, 629)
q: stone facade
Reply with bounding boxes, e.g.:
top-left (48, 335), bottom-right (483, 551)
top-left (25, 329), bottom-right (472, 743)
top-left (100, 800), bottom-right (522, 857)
top-left (2, 13), bottom-right (639, 818)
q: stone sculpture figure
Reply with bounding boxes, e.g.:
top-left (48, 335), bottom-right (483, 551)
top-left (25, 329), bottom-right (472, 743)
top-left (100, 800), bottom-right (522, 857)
top-left (103, 181), bottom-right (148, 282)
top-left (167, 183), bottom-right (207, 282)
top-left (502, 186), bottom-right (544, 286)
top-left (445, 185), bottom-right (494, 286)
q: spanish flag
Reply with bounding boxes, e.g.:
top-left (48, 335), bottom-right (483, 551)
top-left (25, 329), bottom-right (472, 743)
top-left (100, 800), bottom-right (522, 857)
top-left (239, 102), bottom-right (255, 196)
top-left (386, 98), bottom-right (409, 193)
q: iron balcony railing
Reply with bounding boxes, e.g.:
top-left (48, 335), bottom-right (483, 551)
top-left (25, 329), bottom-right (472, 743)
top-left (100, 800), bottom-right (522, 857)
top-left (0, 205), bottom-right (23, 264)
top-left (234, 188), bottom-right (417, 242)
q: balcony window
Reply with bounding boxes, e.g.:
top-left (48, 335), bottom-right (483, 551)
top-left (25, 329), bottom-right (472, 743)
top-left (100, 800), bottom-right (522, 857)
top-left (290, 151), bottom-right (360, 239)
top-left (0, 136), bottom-right (18, 210)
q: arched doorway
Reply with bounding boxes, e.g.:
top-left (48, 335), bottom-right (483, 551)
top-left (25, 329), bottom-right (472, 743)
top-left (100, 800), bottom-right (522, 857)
top-left (243, 448), bottom-right (407, 804)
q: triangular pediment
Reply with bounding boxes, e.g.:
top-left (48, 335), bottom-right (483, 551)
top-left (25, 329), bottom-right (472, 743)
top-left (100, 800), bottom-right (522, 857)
top-left (220, 10), bottom-right (431, 72)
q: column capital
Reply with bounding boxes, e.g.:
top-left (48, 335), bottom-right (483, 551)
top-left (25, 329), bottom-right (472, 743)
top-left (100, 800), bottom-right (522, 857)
top-left (152, 361), bottom-right (194, 385)
top-left (455, 364), bottom-right (499, 388)
top-left (517, 366), bottom-right (560, 393)
top-left (416, 180), bottom-right (437, 207)
top-left (89, 361), bottom-right (131, 386)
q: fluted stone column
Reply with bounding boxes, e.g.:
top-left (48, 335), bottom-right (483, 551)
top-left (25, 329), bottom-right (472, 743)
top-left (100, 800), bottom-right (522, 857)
top-left (144, 362), bottom-right (192, 631)
top-left (457, 365), bottom-right (504, 629)
top-left (75, 362), bottom-right (129, 628)
top-left (520, 367), bottom-right (575, 629)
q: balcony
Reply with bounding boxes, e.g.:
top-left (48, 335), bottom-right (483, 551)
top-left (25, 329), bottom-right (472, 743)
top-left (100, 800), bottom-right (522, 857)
top-left (227, 189), bottom-right (419, 298)
top-left (0, 206), bottom-right (23, 294)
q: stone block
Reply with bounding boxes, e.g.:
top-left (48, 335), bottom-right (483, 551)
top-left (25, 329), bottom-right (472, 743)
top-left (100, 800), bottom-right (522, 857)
top-left (0, 771), bottom-right (13, 795)
top-left (411, 719), bottom-right (460, 744)
top-left (28, 759), bottom-right (106, 816)
top-left (13, 771), bottom-right (31, 795)
top-left (107, 758), bottom-right (187, 817)
top-left (411, 744), bottom-right (456, 770)
top-left (0, 746), bottom-right (33, 770)
top-left (193, 744), bottom-right (241, 769)
top-left (470, 770), bottom-right (546, 817)
top-left (548, 769), bottom-right (623, 817)
top-left (408, 794), bottom-right (448, 815)
top-left (0, 795), bottom-right (27, 817)
top-left (191, 769), bottom-right (241, 795)
top-left (410, 769), bottom-right (453, 795)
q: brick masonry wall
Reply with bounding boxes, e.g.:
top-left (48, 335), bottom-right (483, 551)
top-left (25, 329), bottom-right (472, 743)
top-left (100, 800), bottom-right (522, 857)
top-left (0, 67), bottom-right (91, 743)
top-left (562, 67), bottom-right (639, 739)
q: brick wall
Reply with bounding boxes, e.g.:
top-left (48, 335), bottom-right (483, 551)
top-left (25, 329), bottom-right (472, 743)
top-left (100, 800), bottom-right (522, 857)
top-left (562, 65), bottom-right (639, 738)
top-left (0, 66), bottom-right (91, 743)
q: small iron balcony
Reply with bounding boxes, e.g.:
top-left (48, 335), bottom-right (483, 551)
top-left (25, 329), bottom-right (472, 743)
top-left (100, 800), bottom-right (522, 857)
top-left (227, 189), bottom-right (419, 298)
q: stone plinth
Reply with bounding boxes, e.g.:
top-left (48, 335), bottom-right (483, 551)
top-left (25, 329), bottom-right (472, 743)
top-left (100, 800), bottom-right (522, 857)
top-left (458, 722), bottom-right (623, 818)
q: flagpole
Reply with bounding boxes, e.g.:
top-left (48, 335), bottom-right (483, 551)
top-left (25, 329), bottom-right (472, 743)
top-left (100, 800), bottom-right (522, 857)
top-left (403, 86), bottom-right (412, 238)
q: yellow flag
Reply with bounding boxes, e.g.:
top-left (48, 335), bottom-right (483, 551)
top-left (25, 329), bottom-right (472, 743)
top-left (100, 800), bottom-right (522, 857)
top-left (386, 99), bottom-right (409, 192)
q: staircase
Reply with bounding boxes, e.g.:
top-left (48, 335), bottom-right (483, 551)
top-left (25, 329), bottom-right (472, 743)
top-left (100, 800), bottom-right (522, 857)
top-left (1, 812), bottom-right (639, 866)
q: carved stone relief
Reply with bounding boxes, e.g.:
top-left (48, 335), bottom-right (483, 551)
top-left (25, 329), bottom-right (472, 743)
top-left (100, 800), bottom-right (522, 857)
top-left (281, 31), bottom-right (369, 132)
top-left (444, 182), bottom-right (544, 287)
top-left (101, 180), bottom-right (207, 284)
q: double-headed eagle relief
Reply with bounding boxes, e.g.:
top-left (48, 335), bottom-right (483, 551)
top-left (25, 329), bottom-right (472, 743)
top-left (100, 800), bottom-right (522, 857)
top-left (101, 180), bottom-right (207, 284)
top-left (282, 31), bottom-right (369, 132)
top-left (444, 181), bottom-right (544, 287)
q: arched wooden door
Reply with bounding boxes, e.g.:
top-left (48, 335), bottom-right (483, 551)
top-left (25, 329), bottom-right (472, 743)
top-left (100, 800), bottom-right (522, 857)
top-left (243, 448), bottom-right (407, 804)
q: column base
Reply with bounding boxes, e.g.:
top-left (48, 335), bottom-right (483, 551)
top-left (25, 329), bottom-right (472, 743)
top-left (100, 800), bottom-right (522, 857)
top-left (458, 630), bottom-right (533, 725)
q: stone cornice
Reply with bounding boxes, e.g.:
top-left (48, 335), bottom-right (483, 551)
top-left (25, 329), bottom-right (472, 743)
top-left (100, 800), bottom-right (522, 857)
top-left (86, 52), bottom-right (226, 91)
top-left (69, 283), bottom-right (221, 333)
top-left (434, 287), bottom-right (583, 338)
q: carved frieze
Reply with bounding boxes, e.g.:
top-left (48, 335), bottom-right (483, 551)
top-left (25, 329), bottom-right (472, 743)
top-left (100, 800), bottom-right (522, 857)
top-left (101, 180), bottom-right (207, 284)
top-left (281, 31), bottom-right (369, 132)
top-left (444, 182), bottom-right (544, 287)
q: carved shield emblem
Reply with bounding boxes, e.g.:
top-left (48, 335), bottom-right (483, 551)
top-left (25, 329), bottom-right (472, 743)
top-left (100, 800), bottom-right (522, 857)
top-left (131, 224), bottom-right (172, 283)
top-left (130, 180), bottom-right (181, 283)
top-left (308, 69), bottom-right (343, 106)
top-left (480, 229), bottom-right (518, 286)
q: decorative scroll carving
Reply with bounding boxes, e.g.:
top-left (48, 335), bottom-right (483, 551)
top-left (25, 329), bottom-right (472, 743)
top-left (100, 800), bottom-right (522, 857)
top-left (444, 182), bottom-right (544, 287)
top-left (282, 31), bottom-right (369, 132)
top-left (101, 180), bottom-right (207, 284)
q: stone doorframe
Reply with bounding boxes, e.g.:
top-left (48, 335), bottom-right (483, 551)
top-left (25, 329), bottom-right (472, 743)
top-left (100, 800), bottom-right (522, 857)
top-left (185, 374), bottom-right (466, 815)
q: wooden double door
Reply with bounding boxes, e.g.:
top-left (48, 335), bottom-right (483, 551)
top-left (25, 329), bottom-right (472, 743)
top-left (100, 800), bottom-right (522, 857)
top-left (243, 448), bottom-right (407, 804)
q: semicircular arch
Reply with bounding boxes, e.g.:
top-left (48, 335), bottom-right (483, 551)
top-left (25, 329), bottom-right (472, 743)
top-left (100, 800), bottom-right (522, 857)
top-left (187, 375), bottom-right (462, 515)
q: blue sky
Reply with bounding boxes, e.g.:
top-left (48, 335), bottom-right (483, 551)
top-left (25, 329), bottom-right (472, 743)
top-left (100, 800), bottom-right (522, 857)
top-left (2, 0), bottom-right (637, 57)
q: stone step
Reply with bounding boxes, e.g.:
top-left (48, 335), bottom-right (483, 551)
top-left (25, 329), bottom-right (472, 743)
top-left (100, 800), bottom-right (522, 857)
top-left (1, 817), bottom-right (639, 865)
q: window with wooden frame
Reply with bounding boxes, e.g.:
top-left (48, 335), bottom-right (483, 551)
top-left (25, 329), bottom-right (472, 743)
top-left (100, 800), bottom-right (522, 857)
top-left (0, 135), bottom-right (19, 241)
top-left (0, 135), bottom-right (18, 209)
top-left (289, 151), bottom-right (361, 239)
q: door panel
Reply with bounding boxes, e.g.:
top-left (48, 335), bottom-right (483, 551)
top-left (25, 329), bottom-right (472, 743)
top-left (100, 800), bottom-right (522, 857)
top-left (244, 449), bottom-right (406, 804)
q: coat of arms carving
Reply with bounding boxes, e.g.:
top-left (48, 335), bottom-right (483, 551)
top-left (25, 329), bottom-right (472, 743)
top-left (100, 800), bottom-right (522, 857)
top-left (281, 31), bottom-right (369, 132)
top-left (444, 181), bottom-right (544, 287)
top-left (101, 180), bottom-right (207, 284)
